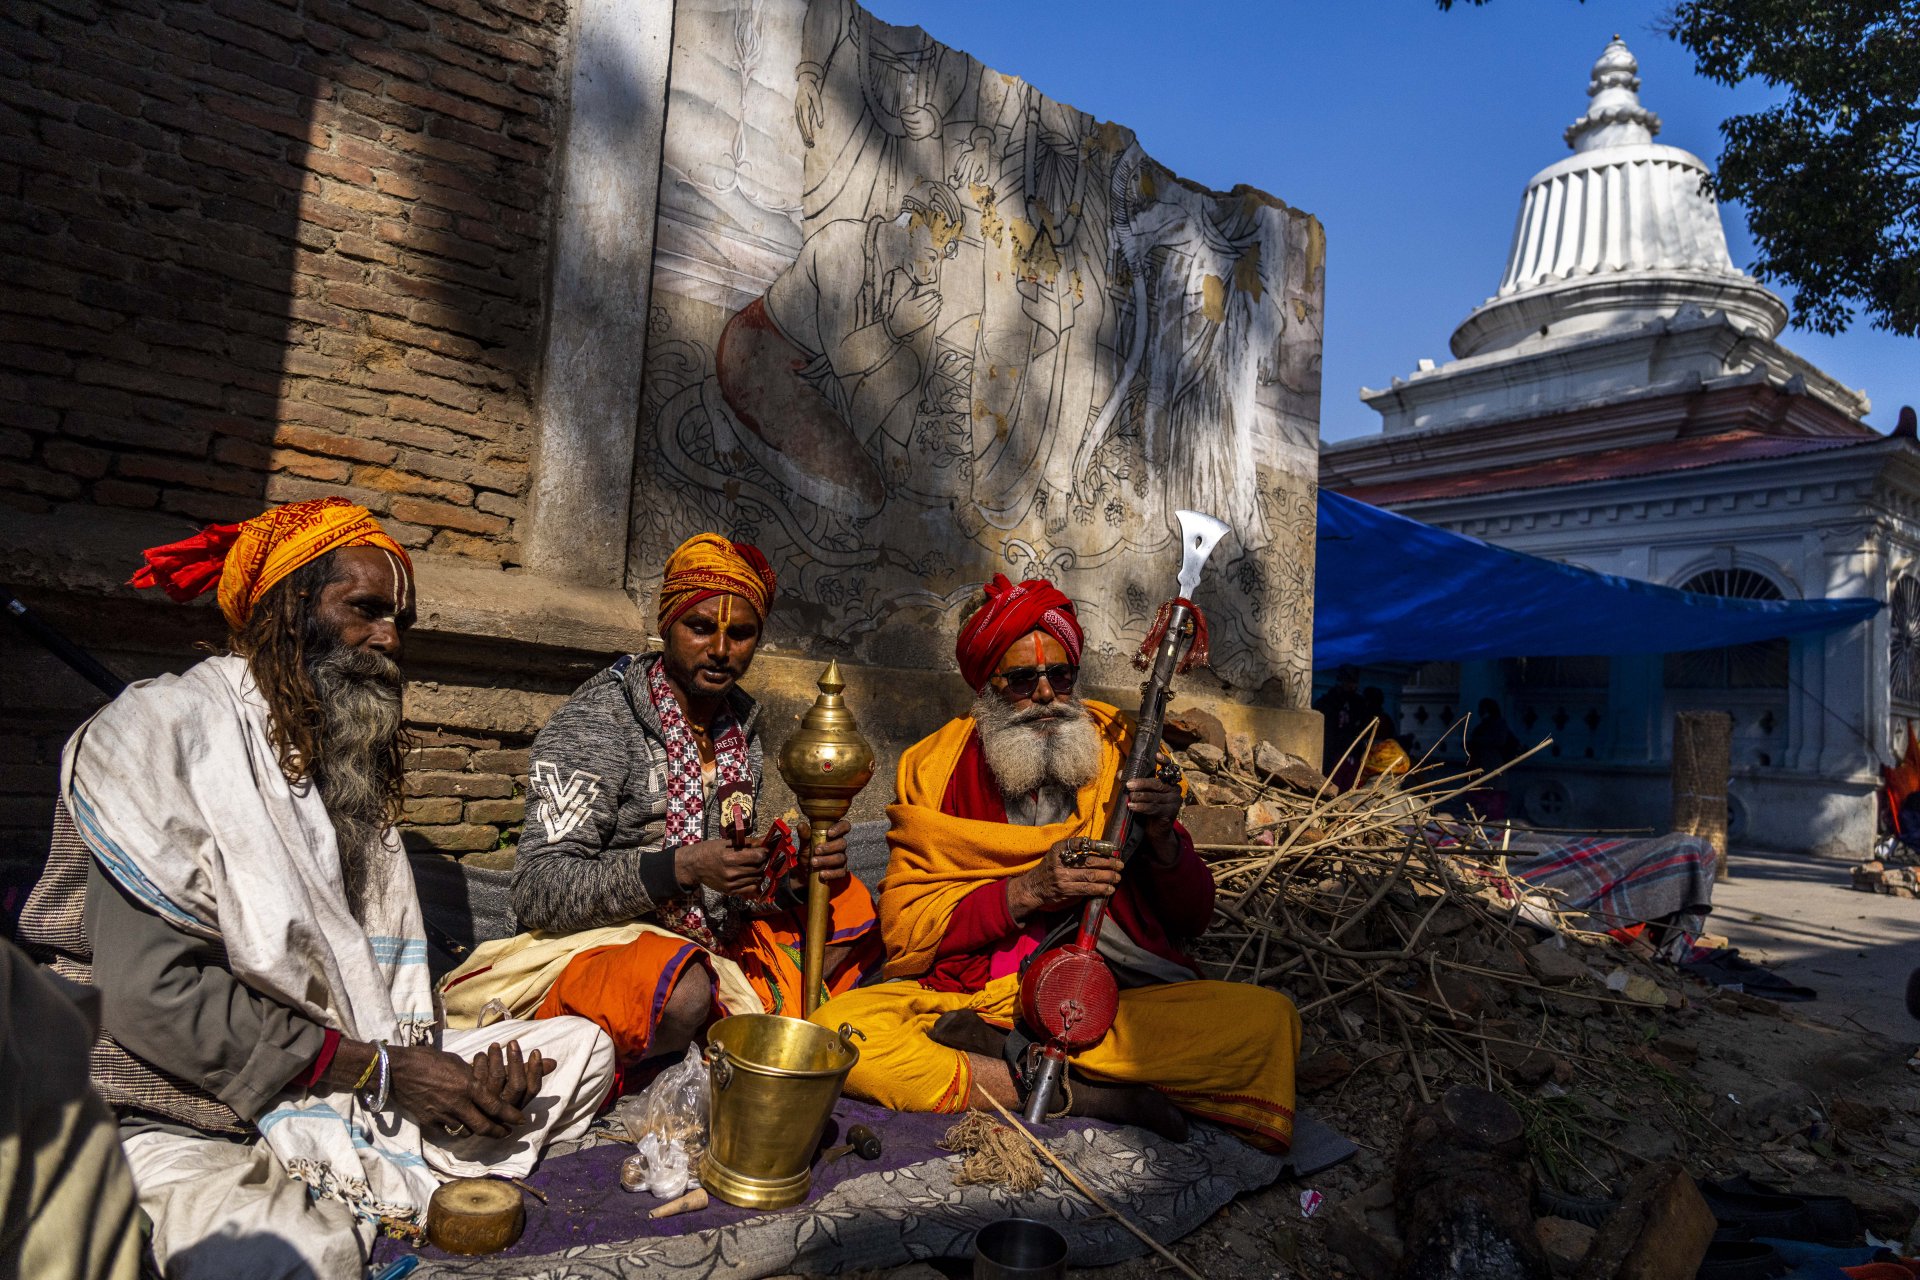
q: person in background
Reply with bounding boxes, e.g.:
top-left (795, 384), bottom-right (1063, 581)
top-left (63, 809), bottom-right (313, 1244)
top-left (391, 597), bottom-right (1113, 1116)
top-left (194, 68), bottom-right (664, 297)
top-left (1465, 697), bottom-right (1523, 821)
top-left (1313, 664), bottom-right (1366, 775)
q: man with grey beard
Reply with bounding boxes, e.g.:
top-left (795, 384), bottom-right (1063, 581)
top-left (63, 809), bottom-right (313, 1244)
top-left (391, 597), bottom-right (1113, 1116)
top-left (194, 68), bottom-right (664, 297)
top-left (307, 641), bottom-right (407, 915)
top-left (19, 499), bottom-right (614, 1279)
top-left (965, 678), bottom-right (1106, 828)
top-left (812, 575), bottom-right (1302, 1154)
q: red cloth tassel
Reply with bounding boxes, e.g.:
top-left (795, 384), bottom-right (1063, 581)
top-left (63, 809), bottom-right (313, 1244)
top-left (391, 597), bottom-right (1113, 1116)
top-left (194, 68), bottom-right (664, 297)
top-left (1134, 597), bottom-right (1210, 673)
top-left (128, 521), bottom-right (242, 602)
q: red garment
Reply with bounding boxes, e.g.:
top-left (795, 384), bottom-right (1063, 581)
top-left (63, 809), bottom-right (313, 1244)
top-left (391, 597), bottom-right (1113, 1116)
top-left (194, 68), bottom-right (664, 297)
top-left (954, 575), bottom-right (1083, 691)
top-left (1885, 724), bottom-right (1920, 833)
top-left (920, 727), bottom-right (1213, 994)
top-left (291, 1028), bottom-right (341, 1090)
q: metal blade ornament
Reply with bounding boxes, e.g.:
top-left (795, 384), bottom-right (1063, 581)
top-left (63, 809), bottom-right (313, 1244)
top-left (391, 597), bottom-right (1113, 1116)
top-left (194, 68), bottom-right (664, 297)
top-left (776, 661), bottom-right (875, 1017)
top-left (1018, 509), bottom-right (1233, 1125)
top-left (1175, 509), bottom-right (1229, 599)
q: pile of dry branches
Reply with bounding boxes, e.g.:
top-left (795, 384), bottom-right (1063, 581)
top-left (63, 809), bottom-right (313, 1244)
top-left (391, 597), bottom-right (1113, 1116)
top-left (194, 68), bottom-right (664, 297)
top-left (1178, 727), bottom-right (1736, 1192)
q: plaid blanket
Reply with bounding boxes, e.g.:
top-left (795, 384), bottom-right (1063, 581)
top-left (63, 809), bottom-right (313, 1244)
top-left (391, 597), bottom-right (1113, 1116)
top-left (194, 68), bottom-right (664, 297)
top-left (1503, 831), bottom-right (1717, 929)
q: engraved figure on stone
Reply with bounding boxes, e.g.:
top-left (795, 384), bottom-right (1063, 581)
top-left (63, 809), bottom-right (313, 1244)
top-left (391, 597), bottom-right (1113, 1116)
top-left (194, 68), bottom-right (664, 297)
top-left (956, 77), bottom-right (1113, 535)
top-left (795, 0), bottom-right (978, 226)
top-left (714, 179), bottom-right (967, 516)
top-left (632, 0), bottom-right (1318, 697)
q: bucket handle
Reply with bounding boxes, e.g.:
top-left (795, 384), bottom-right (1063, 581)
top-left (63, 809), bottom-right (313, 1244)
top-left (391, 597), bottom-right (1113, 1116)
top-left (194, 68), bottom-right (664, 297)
top-left (837, 1023), bottom-right (865, 1054)
top-left (708, 1042), bottom-right (733, 1092)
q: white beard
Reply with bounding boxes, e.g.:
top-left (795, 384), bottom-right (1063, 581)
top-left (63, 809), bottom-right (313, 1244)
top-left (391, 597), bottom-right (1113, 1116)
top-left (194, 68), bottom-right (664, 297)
top-left (971, 691), bottom-right (1101, 801)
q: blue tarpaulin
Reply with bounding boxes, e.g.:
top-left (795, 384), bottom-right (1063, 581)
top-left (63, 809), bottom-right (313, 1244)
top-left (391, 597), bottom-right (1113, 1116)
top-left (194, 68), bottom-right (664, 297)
top-left (1313, 491), bottom-right (1882, 668)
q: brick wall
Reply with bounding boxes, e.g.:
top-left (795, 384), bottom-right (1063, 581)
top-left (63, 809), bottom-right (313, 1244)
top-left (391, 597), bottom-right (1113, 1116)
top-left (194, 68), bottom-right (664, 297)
top-left (0, 0), bottom-right (568, 562)
top-left (401, 734), bottom-right (531, 858)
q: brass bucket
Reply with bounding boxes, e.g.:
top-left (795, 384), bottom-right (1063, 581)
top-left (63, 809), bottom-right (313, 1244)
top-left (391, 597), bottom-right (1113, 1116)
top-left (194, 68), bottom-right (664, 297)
top-left (699, 1014), bottom-right (862, 1209)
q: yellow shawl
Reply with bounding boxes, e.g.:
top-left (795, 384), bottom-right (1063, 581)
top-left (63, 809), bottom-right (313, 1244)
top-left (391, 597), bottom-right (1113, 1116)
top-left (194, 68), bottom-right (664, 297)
top-left (878, 701), bottom-right (1131, 979)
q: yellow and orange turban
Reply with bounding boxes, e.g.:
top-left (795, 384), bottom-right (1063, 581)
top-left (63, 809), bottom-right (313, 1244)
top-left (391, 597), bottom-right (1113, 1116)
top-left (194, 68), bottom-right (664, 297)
top-left (657, 533), bottom-right (776, 634)
top-left (130, 497), bottom-right (412, 631)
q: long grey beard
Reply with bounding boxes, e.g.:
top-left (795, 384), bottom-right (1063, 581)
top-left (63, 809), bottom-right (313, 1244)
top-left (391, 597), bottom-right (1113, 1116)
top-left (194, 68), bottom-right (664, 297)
top-left (971, 691), bottom-right (1101, 802)
top-left (308, 647), bottom-right (404, 918)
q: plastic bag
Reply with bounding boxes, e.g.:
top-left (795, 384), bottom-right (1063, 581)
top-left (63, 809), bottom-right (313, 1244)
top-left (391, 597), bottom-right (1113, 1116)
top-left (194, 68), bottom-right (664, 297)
top-left (612, 1044), bottom-right (709, 1198)
top-left (620, 1134), bottom-right (691, 1197)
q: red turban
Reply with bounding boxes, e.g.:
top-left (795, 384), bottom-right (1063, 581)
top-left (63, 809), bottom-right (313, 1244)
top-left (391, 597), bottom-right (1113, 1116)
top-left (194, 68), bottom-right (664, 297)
top-left (955, 574), bottom-right (1084, 691)
top-left (657, 533), bottom-right (777, 633)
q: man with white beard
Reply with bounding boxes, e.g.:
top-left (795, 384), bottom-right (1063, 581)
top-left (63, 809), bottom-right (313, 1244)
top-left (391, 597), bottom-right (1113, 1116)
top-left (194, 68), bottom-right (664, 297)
top-left (811, 576), bottom-right (1301, 1153)
top-left (19, 498), bottom-right (613, 1280)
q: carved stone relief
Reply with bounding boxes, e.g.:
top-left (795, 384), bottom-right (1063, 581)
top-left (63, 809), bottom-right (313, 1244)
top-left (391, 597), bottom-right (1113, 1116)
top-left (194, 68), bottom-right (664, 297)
top-left (630, 0), bottom-right (1322, 701)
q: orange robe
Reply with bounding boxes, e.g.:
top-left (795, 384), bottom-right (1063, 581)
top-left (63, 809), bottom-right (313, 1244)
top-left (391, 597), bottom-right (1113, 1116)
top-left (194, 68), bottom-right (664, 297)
top-left (810, 705), bottom-right (1300, 1151)
top-left (536, 877), bottom-right (878, 1064)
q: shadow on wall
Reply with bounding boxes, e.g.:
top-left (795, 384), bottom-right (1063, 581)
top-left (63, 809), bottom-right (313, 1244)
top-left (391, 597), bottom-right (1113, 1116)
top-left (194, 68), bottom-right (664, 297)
top-left (0, 0), bottom-right (621, 879)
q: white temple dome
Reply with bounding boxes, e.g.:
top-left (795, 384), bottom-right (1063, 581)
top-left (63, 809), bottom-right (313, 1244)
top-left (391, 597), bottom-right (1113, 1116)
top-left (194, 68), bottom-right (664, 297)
top-left (1450, 37), bottom-right (1787, 360)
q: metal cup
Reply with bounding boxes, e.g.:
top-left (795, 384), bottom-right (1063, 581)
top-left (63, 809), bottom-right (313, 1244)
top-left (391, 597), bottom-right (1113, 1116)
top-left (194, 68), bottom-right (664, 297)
top-left (972, 1218), bottom-right (1067, 1280)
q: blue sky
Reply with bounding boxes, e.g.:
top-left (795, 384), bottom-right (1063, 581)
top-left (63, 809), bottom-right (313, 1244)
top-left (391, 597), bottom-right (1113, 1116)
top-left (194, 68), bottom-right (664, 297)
top-left (861, 0), bottom-right (1918, 444)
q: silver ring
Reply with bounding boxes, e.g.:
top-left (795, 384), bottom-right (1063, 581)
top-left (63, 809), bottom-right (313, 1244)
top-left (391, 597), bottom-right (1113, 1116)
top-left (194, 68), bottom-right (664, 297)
top-left (1060, 848), bottom-right (1089, 868)
top-left (441, 1121), bottom-right (470, 1138)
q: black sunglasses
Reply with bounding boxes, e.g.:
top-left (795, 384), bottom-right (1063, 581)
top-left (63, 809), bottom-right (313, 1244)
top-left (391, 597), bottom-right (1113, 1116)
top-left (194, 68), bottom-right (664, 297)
top-left (993, 663), bottom-right (1079, 698)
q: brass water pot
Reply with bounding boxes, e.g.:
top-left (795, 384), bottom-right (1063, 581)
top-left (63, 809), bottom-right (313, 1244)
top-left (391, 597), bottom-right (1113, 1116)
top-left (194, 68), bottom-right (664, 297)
top-left (700, 1014), bottom-right (862, 1209)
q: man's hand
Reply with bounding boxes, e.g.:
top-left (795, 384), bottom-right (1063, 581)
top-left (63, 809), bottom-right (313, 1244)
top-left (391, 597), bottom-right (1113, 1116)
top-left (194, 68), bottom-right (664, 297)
top-left (388, 1041), bottom-right (551, 1139)
top-left (793, 817), bottom-right (851, 884)
top-left (675, 836), bottom-right (769, 898)
top-left (1124, 775), bottom-right (1182, 826)
top-left (1125, 776), bottom-right (1184, 864)
top-left (470, 1041), bottom-right (550, 1113)
top-left (1007, 837), bottom-right (1122, 923)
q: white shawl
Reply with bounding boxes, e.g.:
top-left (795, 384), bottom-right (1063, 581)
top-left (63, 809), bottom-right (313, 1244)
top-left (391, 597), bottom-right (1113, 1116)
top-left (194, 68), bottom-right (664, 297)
top-left (63, 655), bottom-right (440, 1224)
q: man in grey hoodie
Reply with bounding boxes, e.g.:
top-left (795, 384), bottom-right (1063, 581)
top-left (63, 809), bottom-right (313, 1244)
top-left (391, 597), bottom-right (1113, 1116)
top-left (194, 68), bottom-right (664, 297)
top-left (507, 534), bottom-right (879, 1076)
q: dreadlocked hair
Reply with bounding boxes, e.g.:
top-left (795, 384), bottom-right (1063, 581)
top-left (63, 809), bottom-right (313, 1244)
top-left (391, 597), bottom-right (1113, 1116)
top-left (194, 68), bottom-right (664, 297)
top-left (226, 554), bottom-right (411, 824)
top-left (228, 555), bottom-right (337, 785)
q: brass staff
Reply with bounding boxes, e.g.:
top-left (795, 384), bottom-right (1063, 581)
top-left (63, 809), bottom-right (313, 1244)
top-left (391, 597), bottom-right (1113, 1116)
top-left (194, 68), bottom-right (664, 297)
top-left (776, 661), bottom-right (875, 1016)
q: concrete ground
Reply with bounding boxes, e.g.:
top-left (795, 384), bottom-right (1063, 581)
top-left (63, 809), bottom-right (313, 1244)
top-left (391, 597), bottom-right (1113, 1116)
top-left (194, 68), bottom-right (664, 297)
top-left (1710, 847), bottom-right (1920, 1042)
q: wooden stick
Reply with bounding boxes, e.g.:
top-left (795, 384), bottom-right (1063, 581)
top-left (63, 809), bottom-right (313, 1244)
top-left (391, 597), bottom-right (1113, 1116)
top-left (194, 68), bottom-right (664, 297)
top-left (649, 1187), bottom-right (709, 1219)
top-left (1387, 1000), bottom-right (1433, 1105)
top-left (504, 1176), bottom-right (547, 1205)
top-left (980, 1095), bottom-right (1205, 1280)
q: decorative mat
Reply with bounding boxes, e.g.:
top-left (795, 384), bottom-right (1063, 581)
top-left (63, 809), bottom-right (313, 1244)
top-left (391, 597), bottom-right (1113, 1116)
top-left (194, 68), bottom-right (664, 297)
top-left (373, 1098), bottom-right (1352, 1277)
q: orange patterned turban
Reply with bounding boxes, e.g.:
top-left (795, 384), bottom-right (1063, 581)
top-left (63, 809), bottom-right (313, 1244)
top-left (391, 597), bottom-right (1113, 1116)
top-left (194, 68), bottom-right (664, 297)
top-left (130, 497), bottom-right (412, 631)
top-left (657, 533), bottom-right (776, 634)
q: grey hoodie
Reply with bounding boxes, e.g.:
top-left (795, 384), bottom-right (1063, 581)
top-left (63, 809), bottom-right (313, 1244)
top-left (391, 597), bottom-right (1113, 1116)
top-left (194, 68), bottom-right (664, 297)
top-left (510, 653), bottom-right (764, 937)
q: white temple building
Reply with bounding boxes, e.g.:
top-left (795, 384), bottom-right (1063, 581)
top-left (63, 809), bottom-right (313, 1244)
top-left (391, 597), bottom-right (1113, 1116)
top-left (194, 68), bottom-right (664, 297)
top-left (1321, 37), bottom-right (1919, 857)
